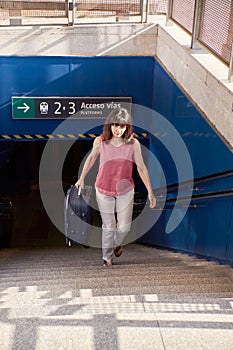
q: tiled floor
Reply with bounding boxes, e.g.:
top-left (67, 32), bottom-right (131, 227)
top-left (0, 244), bottom-right (233, 349)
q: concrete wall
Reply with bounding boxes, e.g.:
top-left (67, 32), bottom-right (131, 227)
top-left (0, 17), bottom-right (232, 149)
top-left (155, 21), bottom-right (233, 152)
top-left (0, 24), bottom-right (158, 56)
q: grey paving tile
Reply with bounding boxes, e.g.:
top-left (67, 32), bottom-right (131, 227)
top-left (1, 244), bottom-right (233, 350)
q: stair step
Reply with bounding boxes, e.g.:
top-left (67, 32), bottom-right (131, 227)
top-left (0, 245), bottom-right (233, 299)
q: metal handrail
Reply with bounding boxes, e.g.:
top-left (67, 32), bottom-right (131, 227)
top-left (153, 169), bottom-right (233, 194)
top-left (0, 0), bottom-right (149, 25)
top-left (135, 185), bottom-right (233, 210)
top-left (166, 0), bottom-right (233, 69)
top-left (154, 189), bottom-right (233, 209)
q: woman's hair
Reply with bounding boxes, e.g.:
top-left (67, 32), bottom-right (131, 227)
top-left (102, 108), bottom-right (133, 141)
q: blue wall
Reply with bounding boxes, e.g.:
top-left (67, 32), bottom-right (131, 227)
top-left (152, 62), bottom-right (233, 180)
top-left (139, 61), bottom-right (233, 265)
top-left (0, 55), bottom-right (232, 263)
top-left (0, 56), bottom-right (154, 135)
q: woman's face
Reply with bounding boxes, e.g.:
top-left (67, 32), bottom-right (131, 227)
top-left (111, 123), bottom-right (127, 138)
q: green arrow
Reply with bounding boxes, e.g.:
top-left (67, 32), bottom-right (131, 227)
top-left (12, 97), bottom-right (35, 119)
top-left (17, 102), bottom-right (30, 113)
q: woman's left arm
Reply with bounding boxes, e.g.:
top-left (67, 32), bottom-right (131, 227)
top-left (133, 139), bottom-right (156, 208)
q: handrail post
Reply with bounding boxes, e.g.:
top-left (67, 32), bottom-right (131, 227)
top-left (141, 0), bottom-right (149, 23)
top-left (191, 0), bottom-right (202, 49)
top-left (166, 0), bottom-right (174, 25)
top-left (145, 0), bottom-right (150, 23)
top-left (68, 0), bottom-right (75, 26)
top-left (228, 41), bottom-right (233, 82)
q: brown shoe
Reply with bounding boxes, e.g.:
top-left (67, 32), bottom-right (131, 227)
top-left (103, 259), bottom-right (113, 266)
top-left (114, 246), bottom-right (123, 257)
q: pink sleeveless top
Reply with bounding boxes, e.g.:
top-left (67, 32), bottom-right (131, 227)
top-left (95, 139), bottom-right (134, 196)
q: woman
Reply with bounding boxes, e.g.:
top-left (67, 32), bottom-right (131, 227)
top-left (75, 108), bottom-right (156, 266)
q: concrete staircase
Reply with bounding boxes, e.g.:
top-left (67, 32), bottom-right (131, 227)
top-left (1, 244), bottom-right (233, 350)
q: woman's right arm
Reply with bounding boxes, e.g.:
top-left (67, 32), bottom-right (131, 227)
top-left (75, 136), bottom-right (101, 188)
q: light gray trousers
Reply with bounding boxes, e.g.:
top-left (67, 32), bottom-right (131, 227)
top-left (96, 188), bottom-right (134, 261)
